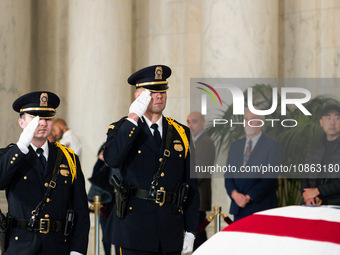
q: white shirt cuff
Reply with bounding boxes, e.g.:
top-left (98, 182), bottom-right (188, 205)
top-left (16, 142), bottom-right (29, 154)
top-left (127, 118), bottom-right (138, 126)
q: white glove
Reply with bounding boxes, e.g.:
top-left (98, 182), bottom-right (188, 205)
top-left (17, 116), bottom-right (40, 154)
top-left (70, 251), bottom-right (82, 255)
top-left (129, 90), bottom-right (151, 117)
top-left (182, 232), bottom-right (195, 254)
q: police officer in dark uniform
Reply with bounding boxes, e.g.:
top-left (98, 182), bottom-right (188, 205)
top-left (103, 65), bottom-right (199, 255)
top-left (0, 91), bottom-right (90, 255)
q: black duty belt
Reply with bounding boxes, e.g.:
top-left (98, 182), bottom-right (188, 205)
top-left (132, 188), bottom-right (178, 205)
top-left (11, 218), bottom-right (65, 234)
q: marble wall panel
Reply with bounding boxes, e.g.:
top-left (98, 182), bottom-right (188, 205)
top-left (202, 0), bottom-right (279, 78)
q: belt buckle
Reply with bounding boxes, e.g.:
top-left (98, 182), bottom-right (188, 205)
top-left (39, 218), bottom-right (50, 234)
top-left (155, 190), bottom-right (166, 206)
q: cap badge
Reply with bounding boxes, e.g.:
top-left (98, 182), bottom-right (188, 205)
top-left (155, 66), bottom-right (163, 80)
top-left (40, 93), bottom-right (48, 107)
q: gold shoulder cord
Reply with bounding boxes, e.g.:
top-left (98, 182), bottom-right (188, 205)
top-left (55, 142), bottom-right (77, 183)
top-left (166, 117), bottom-right (189, 158)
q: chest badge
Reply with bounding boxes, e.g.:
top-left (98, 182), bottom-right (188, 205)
top-left (60, 169), bottom-right (70, 177)
top-left (60, 164), bottom-right (70, 177)
top-left (174, 144), bottom-right (183, 152)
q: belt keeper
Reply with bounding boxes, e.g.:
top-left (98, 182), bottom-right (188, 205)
top-left (164, 149), bottom-right (170, 157)
top-left (49, 181), bottom-right (56, 188)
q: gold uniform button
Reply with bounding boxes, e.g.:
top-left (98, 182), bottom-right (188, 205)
top-left (65, 180), bottom-right (67, 184)
top-left (133, 127), bottom-right (135, 130)
top-left (24, 176), bottom-right (27, 180)
top-left (129, 134), bottom-right (132, 137)
top-left (179, 154), bottom-right (182, 158)
top-left (46, 198), bottom-right (51, 203)
top-left (15, 154), bottom-right (18, 157)
top-left (15, 236), bottom-right (18, 240)
top-left (44, 183), bottom-right (48, 187)
top-left (10, 161), bottom-right (13, 164)
top-left (12, 157), bottom-right (16, 161)
top-left (129, 207), bottom-right (132, 210)
top-left (65, 239), bottom-right (67, 243)
top-left (159, 158), bottom-right (162, 162)
top-left (138, 150), bottom-right (141, 154)
top-left (131, 131), bottom-right (134, 134)
top-left (161, 172), bottom-right (165, 177)
top-left (45, 214), bottom-right (49, 218)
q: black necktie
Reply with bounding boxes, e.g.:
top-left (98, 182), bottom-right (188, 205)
top-left (151, 123), bottom-right (162, 148)
top-left (36, 148), bottom-right (47, 169)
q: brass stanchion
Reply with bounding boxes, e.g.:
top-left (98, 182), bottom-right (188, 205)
top-left (213, 206), bottom-right (222, 233)
top-left (197, 206), bottom-right (233, 235)
top-left (93, 196), bottom-right (101, 255)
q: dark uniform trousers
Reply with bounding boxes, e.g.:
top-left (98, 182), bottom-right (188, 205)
top-left (0, 142), bottom-right (90, 255)
top-left (104, 116), bottom-right (199, 254)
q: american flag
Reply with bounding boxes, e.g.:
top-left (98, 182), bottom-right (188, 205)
top-left (193, 206), bottom-right (340, 255)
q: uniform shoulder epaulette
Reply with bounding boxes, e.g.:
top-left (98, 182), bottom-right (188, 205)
top-left (55, 142), bottom-right (77, 183)
top-left (166, 117), bottom-right (189, 158)
top-left (106, 116), bottom-right (127, 134)
top-left (0, 143), bottom-right (16, 156)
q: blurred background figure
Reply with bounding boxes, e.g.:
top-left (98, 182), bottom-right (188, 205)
top-left (51, 118), bottom-right (82, 157)
top-left (187, 112), bottom-right (215, 250)
top-left (88, 143), bottom-right (118, 255)
top-left (225, 109), bottom-right (280, 221)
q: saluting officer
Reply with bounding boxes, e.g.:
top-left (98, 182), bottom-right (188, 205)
top-left (0, 91), bottom-right (90, 255)
top-left (104, 65), bottom-right (199, 255)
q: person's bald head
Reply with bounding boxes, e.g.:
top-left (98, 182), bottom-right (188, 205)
top-left (51, 118), bottom-right (69, 141)
top-left (187, 112), bottom-right (205, 137)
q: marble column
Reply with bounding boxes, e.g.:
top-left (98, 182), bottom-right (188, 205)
top-left (30, 0), bottom-right (68, 117)
top-left (67, 0), bottom-right (132, 180)
top-left (133, 0), bottom-right (202, 124)
top-left (201, 0), bottom-right (279, 222)
top-left (0, 0), bottom-right (32, 146)
top-left (281, 0), bottom-right (340, 95)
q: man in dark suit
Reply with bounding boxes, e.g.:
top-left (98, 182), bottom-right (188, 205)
top-left (187, 112), bottom-right (215, 250)
top-left (225, 109), bottom-right (280, 221)
top-left (103, 65), bottom-right (199, 255)
top-left (0, 91), bottom-right (90, 255)
top-left (302, 105), bottom-right (340, 206)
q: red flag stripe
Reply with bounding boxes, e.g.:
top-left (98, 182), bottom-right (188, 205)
top-left (223, 214), bottom-right (340, 245)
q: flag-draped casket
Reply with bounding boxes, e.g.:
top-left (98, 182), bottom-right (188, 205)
top-left (193, 206), bottom-right (340, 255)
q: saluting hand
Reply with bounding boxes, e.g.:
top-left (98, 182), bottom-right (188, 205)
top-left (129, 90), bottom-right (151, 119)
top-left (17, 116), bottom-right (40, 153)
